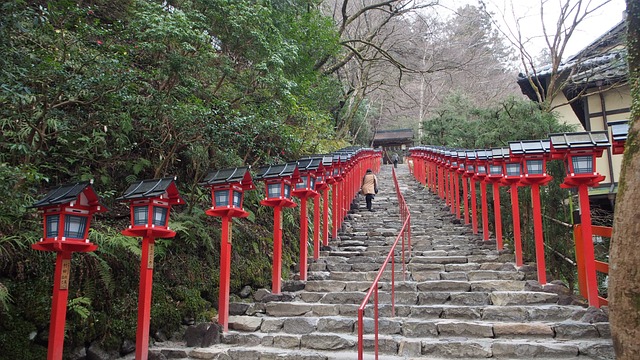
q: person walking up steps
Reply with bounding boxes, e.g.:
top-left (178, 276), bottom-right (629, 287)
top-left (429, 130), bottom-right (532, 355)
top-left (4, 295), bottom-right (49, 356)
top-left (392, 153), bottom-right (399, 168)
top-left (361, 169), bottom-right (378, 212)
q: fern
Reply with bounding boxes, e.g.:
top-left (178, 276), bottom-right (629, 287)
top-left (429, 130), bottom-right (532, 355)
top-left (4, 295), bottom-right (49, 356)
top-left (88, 253), bottom-right (115, 297)
top-left (0, 282), bottom-right (12, 314)
top-left (68, 297), bottom-right (91, 320)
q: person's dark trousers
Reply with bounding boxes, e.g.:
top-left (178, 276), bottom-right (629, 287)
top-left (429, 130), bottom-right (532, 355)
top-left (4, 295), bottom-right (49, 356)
top-left (365, 194), bottom-right (374, 211)
top-left (393, 160), bottom-right (398, 168)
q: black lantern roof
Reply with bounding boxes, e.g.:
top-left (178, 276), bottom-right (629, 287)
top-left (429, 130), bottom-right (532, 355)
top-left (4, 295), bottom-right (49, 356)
top-left (118, 177), bottom-right (183, 204)
top-left (465, 150), bottom-right (477, 161)
top-left (491, 148), bottom-right (510, 160)
top-left (255, 162), bottom-right (299, 180)
top-left (200, 167), bottom-right (255, 189)
top-left (509, 139), bottom-right (551, 155)
top-left (457, 150), bottom-right (467, 159)
top-left (549, 131), bottom-right (610, 151)
top-left (32, 181), bottom-right (105, 210)
top-left (297, 158), bottom-right (323, 172)
top-left (475, 149), bottom-right (490, 160)
top-left (608, 120), bottom-right (629, 142)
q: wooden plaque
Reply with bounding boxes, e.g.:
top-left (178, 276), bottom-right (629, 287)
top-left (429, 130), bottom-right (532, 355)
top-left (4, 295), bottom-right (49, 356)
top-left (147, 243), bottom-right (154, 269)
top-left (60, 259), bottom-right (71, 290)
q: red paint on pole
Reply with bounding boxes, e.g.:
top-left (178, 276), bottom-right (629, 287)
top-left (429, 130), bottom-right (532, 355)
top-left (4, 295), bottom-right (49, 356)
top-left (530, 184), bottom-right (547, 284)
top-left (47, 251), bottom-right (72, 360)
top-left (578, 185), bottom-right (599, 306)
top-left (492, 182), bottom-right (503, 250)
top-left (272, 206), bottom-right (283, 293)
top-left (331, 183), bottom-right (338, 239)
top-left (218, 217), bottom-right (232, 331)
top-left (136, 235), bottom-right (155, 360)
top-left (480, 181), bottom-right (489, 241)
top-left (322, 190), bottom-right (329, 246)
top-left (471, 180), bottom-right (478, 234)
top-left (510, 184), bottom-right (523, 267)
top-left (299, 197), bottom-right (308, 280)
top-left (313, 194), bottom-right (320, 259)
top-left (462, 177), bottom-right (469, 225)
top-left (455, 173), bottom-right (461, 219)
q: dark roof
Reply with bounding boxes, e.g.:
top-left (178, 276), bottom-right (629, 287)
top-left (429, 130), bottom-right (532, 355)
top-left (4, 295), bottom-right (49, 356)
top-left (118, 177), bottom-right (182, 202)
top-left (549, 131), bottom-right (610, 151)
top-left (32, 181), bottom-right (99, 208)
top-left (608, 120), bottom-right (629, 141)
top-left (255, 162), bottom-right (299, 180)
top-left (297, 158), bottom-right (323, 172)
top-left (509, 140), bottom-right (551, 155)
top-left (373, 129), bottom-right (414, 142)
top-left (492, 148), bottom-right (510, 160)
top-left (201, 167), bottom-right (253, 187)
top-left (475, 149), bottom-right (490, 160)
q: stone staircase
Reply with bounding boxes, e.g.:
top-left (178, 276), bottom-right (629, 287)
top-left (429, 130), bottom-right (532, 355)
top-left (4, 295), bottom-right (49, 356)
top-left (145, 165), bottom-right (614, 360)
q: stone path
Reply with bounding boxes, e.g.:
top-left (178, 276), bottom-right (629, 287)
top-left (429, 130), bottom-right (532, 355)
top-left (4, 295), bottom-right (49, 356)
top-left (141, 164), bottom-right (614, 360)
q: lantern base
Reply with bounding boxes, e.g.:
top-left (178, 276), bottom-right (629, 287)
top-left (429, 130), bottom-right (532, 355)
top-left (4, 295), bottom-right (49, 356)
top-left (292, 190), bottom-right (318, 199)
top-left (260, 199), bottom-right (297, 208)
top-left (560, 175), bottom-right (606, 188)
top-left (122, 227), bottom-right (176, 238)
top-left (519, 176), bottom-right (553, 186)
top-left (205, 208), bottom-right (249, 218)
top-left (32, 240), bottom-right (97, 253)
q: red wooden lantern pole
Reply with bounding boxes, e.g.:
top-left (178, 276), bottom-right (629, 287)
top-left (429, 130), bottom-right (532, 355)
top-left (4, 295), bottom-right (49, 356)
top-left (465, 151), bottom-right (479, 235)
top-left (550, 131), bottom-right (609, 307)
top-left (509, 140), bottom-right (553, 284)
top-left (118, 178), bottom-right (183, 359)
top-left (474, 150), bottom-right (490, 241)
top-left (256, 163), bottom-right (300, 294)
top-left (502, 156), bottom-right (524, 266)
top-left (201, 167), bottom-right (255, 331)
top-left (31, 181), bottom-right (107, 360)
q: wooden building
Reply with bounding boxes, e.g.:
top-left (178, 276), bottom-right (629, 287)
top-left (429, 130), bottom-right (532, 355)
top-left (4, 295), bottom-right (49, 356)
top-left (372, 129), bottom-right (414, 164)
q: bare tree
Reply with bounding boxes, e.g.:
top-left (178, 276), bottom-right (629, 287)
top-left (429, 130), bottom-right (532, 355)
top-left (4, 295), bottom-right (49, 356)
top-left (481, 0), bottom-right (620, 112)
top-left (609, 3), bottom-right (640, 359)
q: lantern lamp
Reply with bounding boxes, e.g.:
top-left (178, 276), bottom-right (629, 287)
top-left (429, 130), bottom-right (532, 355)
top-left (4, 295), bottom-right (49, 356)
top-left (474, 149), bottom-right (490, 179)
top-left (607, 120), bottom-right (628, 155)
top-left (464, 150), bottom-right (476, 177)
top-left (32, 181), bottom-right (106, 253)
top-left (293, 158), bottom-right (323, 198)
top-left (508, 139), bottom-right (552, 180)
top-left (549, 131), bottom-right (610, 187)
top-left (255, 162), bottom-right (301, 208)
top-left (118, 177), bottom-right (184, 238)
top-left (201, 167), bottom-right (255, 218)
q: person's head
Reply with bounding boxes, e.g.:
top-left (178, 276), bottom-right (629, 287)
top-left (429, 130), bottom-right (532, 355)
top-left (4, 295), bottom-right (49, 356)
top-left (366, 169), bottom-right (372, 174)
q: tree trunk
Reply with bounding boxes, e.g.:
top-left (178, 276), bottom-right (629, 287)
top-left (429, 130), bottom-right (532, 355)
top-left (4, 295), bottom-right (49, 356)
top-left (609, 2), bottom-right (640, 359)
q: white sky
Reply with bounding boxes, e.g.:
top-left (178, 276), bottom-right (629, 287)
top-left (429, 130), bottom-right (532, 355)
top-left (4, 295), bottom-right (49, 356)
top-left (436, 0), bottom-right (627, 59)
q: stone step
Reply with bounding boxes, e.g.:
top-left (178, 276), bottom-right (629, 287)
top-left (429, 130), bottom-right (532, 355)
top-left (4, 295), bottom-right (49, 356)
top-left (226, 314), bottom-right (608, 340)
top-left (220, 331), bottom-right (613, 358)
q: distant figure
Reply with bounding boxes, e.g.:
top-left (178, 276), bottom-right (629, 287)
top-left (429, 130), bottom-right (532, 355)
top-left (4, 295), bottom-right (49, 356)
top-left (392, 153), bottom-right (399, 168)
top-left (361, 169), bottom-right (379, 212)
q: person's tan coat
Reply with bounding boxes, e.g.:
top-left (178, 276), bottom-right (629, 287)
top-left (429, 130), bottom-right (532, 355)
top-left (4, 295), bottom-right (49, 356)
top-left (361, 173), bottom-right (378, 195)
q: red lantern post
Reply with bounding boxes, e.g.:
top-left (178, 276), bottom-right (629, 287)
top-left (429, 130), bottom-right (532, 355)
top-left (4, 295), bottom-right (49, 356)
top-left (118, 177), bottom-right (183, 360)
top-left (450, 152), bottom-right (461, 219)
top-left (255, 163), bottom-right (300, 294)
top-left (501, 152), bottom-right (525, 267)
top-left (32, 181), bottom-right (106, 360)
top-left (456, 151), bottom-right (470, 225)
top-left (330, 154), bottom-right (344, 239)
top-left (487, 148), bottom-right (507, 250)
top-left (201, 167), bottom-right (255, 331)
top-left (509, 140), bottom-right (553, 284)
top-left (474, 150), bottom-right (490, 241)
top-left (293, 158), bottom-right (323, 280)
top-left (549, 131), bottom-right (610, 307)
top-left (464, 151), bottom-right (479, 235)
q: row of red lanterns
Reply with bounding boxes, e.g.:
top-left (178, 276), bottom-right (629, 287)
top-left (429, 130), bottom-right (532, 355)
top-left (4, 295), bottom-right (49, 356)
top-left (408, 130), bottom-right (615, 309)
top-left (31, 147), bottom-right (382, 360)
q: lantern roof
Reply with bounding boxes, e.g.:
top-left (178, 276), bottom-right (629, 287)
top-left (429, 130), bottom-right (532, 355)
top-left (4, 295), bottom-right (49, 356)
top-left (549, 131), bottom-right (610, 151)
top-left (465, 150), bottom-right (477, 160)
top-left (491, 147), bottom-right (510, 160)
top-left (509, 139), bottom-right (551, 156)
top-left (607, 120), bottom-right (629, 142)
top-left (475, 149), bottom-right (490, 160)
top-left (200, 166), bottom-right (255, 190)
top-left (457, 150), bottom-right (467, 159)
top-left (118, 177), bottom-right (184, 205)
top-left (32, 181), bottom-right (106, 211)
top-left (255, 162), bottom-right (300, 181)
top-left (297, 157), bottom-right (324, 173)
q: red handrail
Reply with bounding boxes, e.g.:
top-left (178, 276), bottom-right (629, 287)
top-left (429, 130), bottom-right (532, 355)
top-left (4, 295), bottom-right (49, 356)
top-left (574, 224), bottom-right (611, 307)
top-left (357, 167), bottom-right (411, 360)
